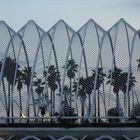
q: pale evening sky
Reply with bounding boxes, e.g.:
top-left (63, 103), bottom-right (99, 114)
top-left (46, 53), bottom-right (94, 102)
top-left (0, 0), bottom-right (140, 31)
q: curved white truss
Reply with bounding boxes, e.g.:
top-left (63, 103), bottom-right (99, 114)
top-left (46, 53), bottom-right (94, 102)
top-left (0, 21), bottom-right (15, 58)
top-left (48, 135), bottom-right (87, 140)
top-left (107, 19), bottom-right (137, 117)
top-left (0, 33), bottom-right (29, 118)
top-left (94, 135), bottom-right (116, 140)
top-left (20, 136), bottom-right (41, 140)
top-left (60, 32), bottom-right (87, 116)
top-left (1, 135), bottom-right (140, 140)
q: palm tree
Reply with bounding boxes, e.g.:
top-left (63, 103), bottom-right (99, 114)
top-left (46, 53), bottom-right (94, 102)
top-left (33, 78), bottom-right (46, 121)
top-left (136, 58), bottom-right (140, 71)
top-left (33, 78), bottom-right (44, 98)
top-left (63, 85), bottom-right (70, 116)
top-left (16, 70), bottom-right (23, 118)
top-left (93, 68), bottom-right (106, 120)
top-left (73, 69), bottom-right (105, 122)
top-left (121, 72), bottom-right (136, 115)
top-left (22, 66), bottom-right (36, 122)
top-left (128, 73), bottom-right (136, 114)
top-left (77, 68), bottom-right (106, 121)
top-left (47, 65), bottom-right (60, 118)
top-left (106, 67), bottom-right (123, 115)
top-left (78, 77), bottom-right (87, 119)
top-left (65, 59), bottom-right (78, 114)
top-left (84, 74), bottom-right (94, 116)
top-left (40, 106), bottom-right (46, 123)
top-left (22, 66), bottom-right (32, 88)
top-left (0, 60), bottom-right (2, 71)
top-left (73, 77), bottom-right (87, 119)
top-left (4, 57), bottom-right (16, 123)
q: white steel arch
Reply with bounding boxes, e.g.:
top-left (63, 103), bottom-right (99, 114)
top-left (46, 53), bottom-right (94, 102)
top-left (60, 32), bottom-right (87, 118)
top-left (20, 136), bottom-right (41, 140)
top-left (108, 18), bottom-right (136, 118)
top-left (48, 20), bottom-right (75, 76)
top-left (18, 20), bottom-right (45, 65)
top-left (0, 21), bottom-right (15, 60)
top-left (28, 32), bottom-right (59, 118)
top-left (0, 33), bottom-right (30, 121)
top-left (77, 20), bottom-right (106, 118)
top-left (94, 135), bottom-right (116, 140)
top-left (17, 20), bottom-right (45, 118)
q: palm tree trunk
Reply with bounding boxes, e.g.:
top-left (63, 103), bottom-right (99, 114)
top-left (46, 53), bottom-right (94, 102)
top-left (37, 94), bottom-right (41, 121)
top-left (50, 90), bottom-right (53, 122)
top-left (19, 90), bottom-right (22, 118)
top-left (27, 87), bottom-right (30, 124)
top-left (70, 78), bottom-right (72, 115)
top-left (74, 78), bottom-right (79, 115)
top-left (124, 92), bottom-right (125, 110)
top-left (76, 99), bottom-right (78, 116)
top-left (132, 87), bottom-right (135, 115)
top-left (37, 106), bottom-right (39, 124)
top-left (99, 91), bottom-right (107, 117)
top-left (64, 93), bottom-right (67, 115)
top-left (53, 91), bottom-right (55, 116)
top-left (81, 100), bottom-right (84, 123)
top-left (42, 114), bottom-right (44, 123)
top-left (128, 91), bottom-right (130, 116)
top-left (88, 94), bottom-right (91, 116)
top-left (31, 89), bottom-right (36, 117)
top-left (116, 92), bottom-right (120, 115)
top-left (97, 90), bottom-right (100, 122)
top-left (2, 78), bottom-right (8, 116)
top-left (8, 83), bottom-right (10, 123)
top-left (11, 85), bottom-right (14, 123)
top-left (93, 91), bottom-right (97, 122)
top-left (124, 91), bottom-right (131, 117)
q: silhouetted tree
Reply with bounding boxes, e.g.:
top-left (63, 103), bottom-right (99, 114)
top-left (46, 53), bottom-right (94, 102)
top-left (107, 107), bottom-right (122, 122)
top-left (16, 70), bottom-right (24, 118)
top-left (4, 57), bottom-right (16, 123)
top-left (47, 65), bottom-right (60, 118)
top-left (33, 78), bottom-right (46, 121)
top-left (33, 78), bottom-right (44, 98)
top-left (73, 77), bottom-right (87, 120)
top-left (63, 85), bottom-right (70, 116)
top-left (107, 67), bottom-right (123, 115)
top-left (121, 72), bottom-right (136, 115)
top-left (0, 60), bottom-right (2, 71)
top-left (65, 59), bottom-right (78, 114)
top-left (84, 74), bottom-right (95, 116)
top-left (40, 106), bottom-right (46, 123)
top-left (22, 66), bottom-right (35, 122)
top-left (107, 66), bottom-right (136, 118)
top-left (93, 68), bottom-right (106, 120)
top-left (136, 58), bottom-right (140, 71)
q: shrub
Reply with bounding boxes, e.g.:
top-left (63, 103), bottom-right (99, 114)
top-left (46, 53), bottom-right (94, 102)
top-left (107, 107), bottom-right (122, 123)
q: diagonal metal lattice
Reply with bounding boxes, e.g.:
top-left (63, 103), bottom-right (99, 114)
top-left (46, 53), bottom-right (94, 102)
top-left (0, 19), bottom-right (139, 124)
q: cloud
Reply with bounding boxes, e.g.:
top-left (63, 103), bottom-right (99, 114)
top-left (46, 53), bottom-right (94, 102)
top-left (126, 0), bottom-right (140, 7)
top-left (112, 0), bottom-right (140, 8)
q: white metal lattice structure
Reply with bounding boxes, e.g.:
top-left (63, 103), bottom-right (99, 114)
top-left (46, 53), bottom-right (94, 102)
top-left (0, 19), bottom-right (139, 123)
